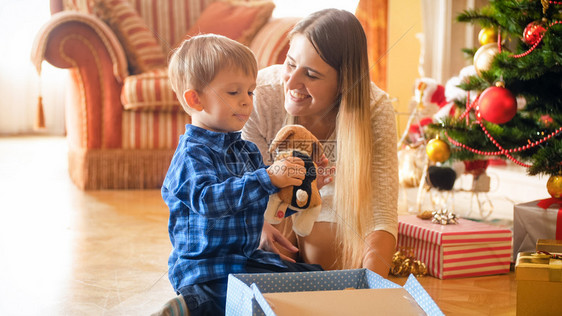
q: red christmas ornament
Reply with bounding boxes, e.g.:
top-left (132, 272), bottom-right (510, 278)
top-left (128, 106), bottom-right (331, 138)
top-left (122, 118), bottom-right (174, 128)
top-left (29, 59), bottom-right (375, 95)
top-left (477, 85), bottom-right (517, 124)
top-left (523, 21), bottom-right (546, 46)
top-left (540, 114), bottom-right (554, 127)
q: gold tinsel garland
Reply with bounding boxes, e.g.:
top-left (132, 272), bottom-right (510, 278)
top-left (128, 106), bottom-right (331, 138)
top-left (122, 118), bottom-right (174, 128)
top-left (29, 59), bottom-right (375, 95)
top-left (390, 248), bottom-right (428, 277)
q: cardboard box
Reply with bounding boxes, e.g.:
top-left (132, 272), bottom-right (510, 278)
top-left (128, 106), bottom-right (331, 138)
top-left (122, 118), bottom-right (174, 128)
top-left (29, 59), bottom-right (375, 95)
top-left (516, 252), bottom-right (562, 316)
top-left (513, 199), bottom-right (562, 259)
top-left (398, 215), bottom-right (512, 279)
top-left (225, 269), bottom-right (443, 316)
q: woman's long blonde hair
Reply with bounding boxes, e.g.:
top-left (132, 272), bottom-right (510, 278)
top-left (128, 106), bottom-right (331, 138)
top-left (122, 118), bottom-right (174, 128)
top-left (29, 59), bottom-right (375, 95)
top-left (290, 9), bottom-right (373, 269)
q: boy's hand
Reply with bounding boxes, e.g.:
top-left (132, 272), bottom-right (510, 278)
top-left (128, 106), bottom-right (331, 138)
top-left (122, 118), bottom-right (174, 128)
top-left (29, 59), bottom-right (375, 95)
top-left (267, 156), bottom-right (305, 188)
top-left (260, 222), bottom-right (298, 262)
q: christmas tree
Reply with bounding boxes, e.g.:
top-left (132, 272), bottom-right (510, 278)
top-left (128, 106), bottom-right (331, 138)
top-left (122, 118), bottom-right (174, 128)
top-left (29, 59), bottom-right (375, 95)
top-left (429, 0), bottom-right (562, 198)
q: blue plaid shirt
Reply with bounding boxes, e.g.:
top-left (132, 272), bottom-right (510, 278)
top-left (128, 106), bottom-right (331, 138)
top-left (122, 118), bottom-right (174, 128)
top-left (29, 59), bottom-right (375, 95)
top-left (163, 125), bottom-right (286, 292)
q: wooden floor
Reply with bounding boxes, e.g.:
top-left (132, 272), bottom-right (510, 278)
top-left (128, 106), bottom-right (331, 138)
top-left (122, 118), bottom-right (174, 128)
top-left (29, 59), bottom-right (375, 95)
top-left (0, 136), bottom-right (517, 315)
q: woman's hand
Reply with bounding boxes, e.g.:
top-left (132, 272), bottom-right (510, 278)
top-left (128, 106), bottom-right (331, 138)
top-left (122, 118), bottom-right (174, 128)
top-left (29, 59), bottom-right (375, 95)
top-left (260, 222), bottom-right (299, 262)
top-left (315, 154), bottom-right (335, 190)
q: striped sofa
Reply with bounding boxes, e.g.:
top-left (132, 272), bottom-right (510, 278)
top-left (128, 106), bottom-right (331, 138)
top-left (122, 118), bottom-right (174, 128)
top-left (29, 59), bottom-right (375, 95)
top-left (32, 0), bottom-right (299, 189)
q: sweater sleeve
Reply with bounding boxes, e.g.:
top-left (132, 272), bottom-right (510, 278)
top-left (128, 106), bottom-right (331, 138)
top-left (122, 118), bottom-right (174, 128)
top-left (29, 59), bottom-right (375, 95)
top-left (369, 84), bottom-right (399, 240)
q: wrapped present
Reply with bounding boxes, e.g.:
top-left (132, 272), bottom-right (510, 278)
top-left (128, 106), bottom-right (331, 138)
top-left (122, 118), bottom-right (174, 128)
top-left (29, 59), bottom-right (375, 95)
top-left (536, 239), bottom-right (562, 254)
top-left (513, 198), bottom-right (562, 259)
top-left (225, 269), bottom-right (443, 315)
top-left (516, 252), bottom-right (562, 316)
top-left (398, 215), bottom-right (512, 279)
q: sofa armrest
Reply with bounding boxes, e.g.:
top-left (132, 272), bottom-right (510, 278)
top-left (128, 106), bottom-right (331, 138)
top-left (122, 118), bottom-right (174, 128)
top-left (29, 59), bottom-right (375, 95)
top-left (31, 11), bottom-right (128, 82)
top-left (31, 12), bottom-right (129, 149)
top-left (250, 17), bottom-right (300, 69)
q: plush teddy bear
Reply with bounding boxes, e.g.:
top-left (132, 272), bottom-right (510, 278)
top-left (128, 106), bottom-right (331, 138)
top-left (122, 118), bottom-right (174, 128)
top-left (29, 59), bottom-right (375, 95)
top-left (264, 125), bottom-right (323, 236)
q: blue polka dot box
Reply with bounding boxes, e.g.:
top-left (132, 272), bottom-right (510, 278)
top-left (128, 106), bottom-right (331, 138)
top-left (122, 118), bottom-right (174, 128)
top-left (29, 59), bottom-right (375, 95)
top-left (225, 269), bottom-right (443, 315)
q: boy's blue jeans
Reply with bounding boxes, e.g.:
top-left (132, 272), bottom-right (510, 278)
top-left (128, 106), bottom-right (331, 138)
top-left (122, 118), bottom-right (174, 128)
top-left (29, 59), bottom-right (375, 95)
top-left (178, 260), bottom-right (323, 316)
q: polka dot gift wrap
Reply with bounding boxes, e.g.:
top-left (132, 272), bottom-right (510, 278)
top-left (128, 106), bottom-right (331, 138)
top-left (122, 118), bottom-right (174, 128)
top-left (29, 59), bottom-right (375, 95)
top-left (225, 269), bottom-right (443, 315)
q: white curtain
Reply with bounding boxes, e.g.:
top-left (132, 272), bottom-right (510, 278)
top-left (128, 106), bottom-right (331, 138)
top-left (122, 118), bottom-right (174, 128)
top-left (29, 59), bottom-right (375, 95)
top-left (419, 0), bottom-right (488, 83)
top-left (0, 0), bottom-right (66, 135)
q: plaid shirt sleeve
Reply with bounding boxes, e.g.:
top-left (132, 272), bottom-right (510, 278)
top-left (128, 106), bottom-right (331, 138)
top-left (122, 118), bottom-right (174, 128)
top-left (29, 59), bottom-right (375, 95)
top-left (165, 143), bottom-right (278, 218)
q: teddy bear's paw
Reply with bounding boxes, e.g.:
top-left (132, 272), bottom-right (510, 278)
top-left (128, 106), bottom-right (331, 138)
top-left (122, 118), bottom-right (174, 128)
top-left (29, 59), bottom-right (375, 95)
top-left (292, 219), bottom-right (314, 237)
top-left (265, 195), bottom-right (285, 224)
top-left (292, 205), bottom-right (322, 236)
top-left (265, 208), bottom-right (284, 224)
top-left (296, 189), bottom-right (308, 207)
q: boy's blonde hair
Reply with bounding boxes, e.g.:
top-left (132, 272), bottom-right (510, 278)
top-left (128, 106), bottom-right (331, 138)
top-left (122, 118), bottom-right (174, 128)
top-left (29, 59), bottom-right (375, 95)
top-left (168, 34), bottom-right (258, 113)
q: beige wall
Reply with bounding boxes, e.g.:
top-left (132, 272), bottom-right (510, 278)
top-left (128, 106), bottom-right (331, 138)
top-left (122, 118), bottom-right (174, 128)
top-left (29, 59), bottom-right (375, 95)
top-left (387, 0), bottom-right (487, 137)
top-left (387, 0), bottom-right (423, 137)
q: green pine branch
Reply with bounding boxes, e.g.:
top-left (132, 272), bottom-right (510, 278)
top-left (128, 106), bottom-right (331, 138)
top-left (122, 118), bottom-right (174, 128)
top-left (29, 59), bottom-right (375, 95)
top-left (431, 0), bottom-right (562, 176)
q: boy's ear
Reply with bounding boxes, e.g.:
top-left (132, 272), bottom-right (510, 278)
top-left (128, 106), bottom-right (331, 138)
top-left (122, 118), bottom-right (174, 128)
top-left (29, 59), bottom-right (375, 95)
top-left (183, 89), bottom-right (203, 111)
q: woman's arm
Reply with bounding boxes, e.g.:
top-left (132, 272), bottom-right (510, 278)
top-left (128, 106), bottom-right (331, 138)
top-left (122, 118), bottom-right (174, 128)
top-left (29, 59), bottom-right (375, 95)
top-left (362, 230), bottom-right (396, 277)
top-left (364, 85), bottom-right (399, 276)
top-left (369, 85), bottom-right (399, 236)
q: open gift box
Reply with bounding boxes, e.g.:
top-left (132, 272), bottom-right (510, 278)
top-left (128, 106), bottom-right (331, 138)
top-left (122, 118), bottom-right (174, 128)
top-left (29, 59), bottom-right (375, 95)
top-left (398, 215), bottom-right (512, 279)
top-left (515, 252), bottom-right (562, 315)
top-left (225, 269), bottom-right (443, 315)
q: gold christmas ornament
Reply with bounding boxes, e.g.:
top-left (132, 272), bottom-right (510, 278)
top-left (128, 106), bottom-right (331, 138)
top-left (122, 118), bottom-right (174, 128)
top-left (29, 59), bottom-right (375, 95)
top-left (473, 43), bottom-right (499, 76)
top-left (546, 174), bottom-right (562, 199)
top-left (478, 27), bottom-right (498, 46)
top-left (426, 137), bottom-right (451, 163)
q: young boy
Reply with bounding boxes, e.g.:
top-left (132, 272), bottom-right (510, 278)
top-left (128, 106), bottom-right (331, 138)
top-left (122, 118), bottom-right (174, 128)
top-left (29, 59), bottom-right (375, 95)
top-left (159, 35), bottom-right (322, 316)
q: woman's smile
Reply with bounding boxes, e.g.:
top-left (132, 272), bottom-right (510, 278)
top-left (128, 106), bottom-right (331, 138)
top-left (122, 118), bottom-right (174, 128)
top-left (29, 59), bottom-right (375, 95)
top-left (288, 90), bottom-right (310, 101)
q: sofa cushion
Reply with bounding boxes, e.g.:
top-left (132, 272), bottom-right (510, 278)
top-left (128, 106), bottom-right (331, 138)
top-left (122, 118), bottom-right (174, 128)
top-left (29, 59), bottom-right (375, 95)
top-left (250, 17), bottom-right (300, 68)
top-left (121, 68), bottom-right (181, 111)
top-left (131, 0), bottom-right (217, 53)
top-left (95, 0), bottom-right (167, 74)
top-left (181, 0), bottom-right (275, 46)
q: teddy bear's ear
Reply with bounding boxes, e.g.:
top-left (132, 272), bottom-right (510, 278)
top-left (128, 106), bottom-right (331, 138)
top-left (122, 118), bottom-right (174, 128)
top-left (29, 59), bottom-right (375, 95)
top-left (269, 126), bottom-right (296, 153)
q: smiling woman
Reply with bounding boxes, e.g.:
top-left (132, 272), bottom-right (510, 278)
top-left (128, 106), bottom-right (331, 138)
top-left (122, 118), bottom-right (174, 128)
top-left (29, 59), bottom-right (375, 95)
top-left (0, 1), bottom-right (66, 135)
top-left (242, 9), bottom-right (399, 278)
